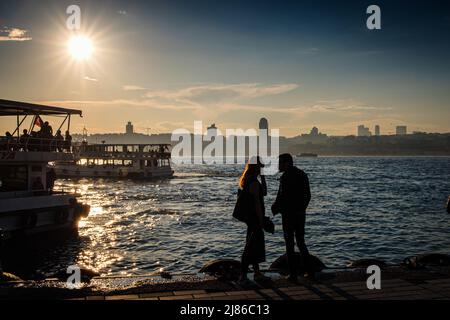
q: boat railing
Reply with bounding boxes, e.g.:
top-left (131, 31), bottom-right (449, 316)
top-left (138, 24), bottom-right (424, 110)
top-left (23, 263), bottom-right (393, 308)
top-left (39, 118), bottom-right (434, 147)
top-left (67, 143), bottom-right (172, 159)
top-left (0, 135), bottom-right (74, 160)
top-left (76, 150), bottom-right (172, 159)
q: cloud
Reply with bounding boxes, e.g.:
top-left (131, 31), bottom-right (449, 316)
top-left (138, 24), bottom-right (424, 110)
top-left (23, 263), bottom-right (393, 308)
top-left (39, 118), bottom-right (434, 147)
top-left (123, 85), bottom-right (146, 91)
top-left (0, 27), bottom-right (32, 41)
top-left (84, 76), bottom-right (99, 82)
top-left (117, 10), bottom-right (127, 15)
top-left (38, 99), bottom-right (199, 111)
top-left (309, 99), bottom-right (392, 112)
top-left (144, 83), bottom-right (299, 104)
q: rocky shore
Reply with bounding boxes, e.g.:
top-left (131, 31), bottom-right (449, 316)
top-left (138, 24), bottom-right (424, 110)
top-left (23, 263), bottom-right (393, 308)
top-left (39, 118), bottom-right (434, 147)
top-left (2, 265), bottom-right (450, 300)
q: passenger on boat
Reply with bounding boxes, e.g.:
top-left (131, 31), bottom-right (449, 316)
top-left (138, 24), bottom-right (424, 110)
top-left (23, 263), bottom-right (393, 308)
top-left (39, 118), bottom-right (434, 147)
top-left (64, 131), bottom-right (72, 152)
top-left (158, 145), bottom-right (168, 153)
top-left (55, 130), bottom-right (64, 152)
top-left (28, 131), bottom-right (40, 151)
top-left (40, 121), bottom-right (53, 136)
top-left (3, 131), bottom-right (14, 151)
top-left (19, 129), bottom-right (30, 151)
top-left (39, 121), bottom-right (54, 151)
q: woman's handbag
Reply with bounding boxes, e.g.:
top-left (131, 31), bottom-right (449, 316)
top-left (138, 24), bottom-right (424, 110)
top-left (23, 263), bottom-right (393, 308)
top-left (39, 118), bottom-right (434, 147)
top-left (263, 216), bottom-right (275, 234)
top-left (232, 188), bottom-right (252, 223)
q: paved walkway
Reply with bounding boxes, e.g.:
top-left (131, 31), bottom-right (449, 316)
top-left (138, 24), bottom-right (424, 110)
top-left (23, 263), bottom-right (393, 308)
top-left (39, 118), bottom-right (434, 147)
top-left (70, 277), bottom-right (450, 300)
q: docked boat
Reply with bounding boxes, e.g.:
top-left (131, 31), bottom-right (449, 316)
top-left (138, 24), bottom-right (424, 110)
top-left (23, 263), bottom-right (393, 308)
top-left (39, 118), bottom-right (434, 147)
top-left (0, 99), bottom-right (90, 245)
top-left (54, 143), bottom-right (174, 179)
top-left (297, 153), bottom-right (318, 158)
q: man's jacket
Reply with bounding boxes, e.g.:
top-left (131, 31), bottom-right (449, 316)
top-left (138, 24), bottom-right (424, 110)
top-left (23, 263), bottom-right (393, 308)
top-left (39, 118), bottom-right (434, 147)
top-left (272, 166), bottom-right (311, 216)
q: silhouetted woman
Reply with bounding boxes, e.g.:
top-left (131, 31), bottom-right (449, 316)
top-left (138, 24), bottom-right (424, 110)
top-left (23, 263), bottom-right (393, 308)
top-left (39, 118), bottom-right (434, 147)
top-left (238, 157), bottom-right (269, 283)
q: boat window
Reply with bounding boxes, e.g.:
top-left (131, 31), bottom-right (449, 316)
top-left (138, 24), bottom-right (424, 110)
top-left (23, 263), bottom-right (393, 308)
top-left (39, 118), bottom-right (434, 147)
top-left (124, 160), bottom-right (133, 166)
top-left (31, 165), bottom-right (42, 172)
top-left (0, 165), bottom-right (28, 191)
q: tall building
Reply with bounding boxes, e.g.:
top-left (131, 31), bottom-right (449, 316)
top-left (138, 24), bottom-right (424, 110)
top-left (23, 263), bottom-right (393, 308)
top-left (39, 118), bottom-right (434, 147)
top-left (396, 126), bottom-right (407, 135)
top-left (301, 127), bottom-right (328, 143)
top-left (375, 125), bottom-right (380, 136)
top-left (126, 121), bottom-right (134, 135)
top-left (357, 125), bottom-right (371, 137)
top-left (259, 117), bottom-right (268, 132)
top-left (258, 118), bottom-right (270, 156)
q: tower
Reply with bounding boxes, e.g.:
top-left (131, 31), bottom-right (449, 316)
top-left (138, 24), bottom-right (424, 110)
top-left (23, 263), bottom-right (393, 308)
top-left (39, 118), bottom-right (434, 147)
top-left (375, 125), bottom-right (380, 136)
top-left (259, 117), bottom-right (268, 132)
top-left (126, 121), bottom-right (134, 135)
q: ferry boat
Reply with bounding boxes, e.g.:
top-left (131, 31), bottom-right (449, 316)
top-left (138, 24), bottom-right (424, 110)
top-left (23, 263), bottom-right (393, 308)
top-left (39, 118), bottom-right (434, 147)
top-left (54, 143), bottom-right (174, 179)
top-left (0, 99), bottom-right (90, 245)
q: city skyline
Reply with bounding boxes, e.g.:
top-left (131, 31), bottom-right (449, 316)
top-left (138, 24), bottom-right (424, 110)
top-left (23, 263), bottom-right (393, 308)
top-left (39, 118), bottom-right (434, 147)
top-left (1, 0), bottom-right (450, 137)
top-left (92, 119), bottom-right (429, 138)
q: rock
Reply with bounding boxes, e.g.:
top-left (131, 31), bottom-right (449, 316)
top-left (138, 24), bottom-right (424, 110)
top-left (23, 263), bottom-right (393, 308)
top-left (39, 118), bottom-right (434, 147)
top-left (159, 271), bottom-right (172, 279)
top-left (347, 259), bottom-right (387, 269)
top-left (0, 272), bottom-right (22, 282)
top-left (199, 259), bottom-right (241, 281)
top-left (403, 253), bottom-right (450, 269)
top-left (269, 253), bottom-right (326, 275)
top-left (50, 267), bottom-right (100, 282)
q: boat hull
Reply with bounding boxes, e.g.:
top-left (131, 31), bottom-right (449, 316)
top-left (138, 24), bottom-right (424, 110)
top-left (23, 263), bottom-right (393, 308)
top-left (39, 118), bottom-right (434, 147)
top-left (54, 165), bottom-right (174, 179)
top-left (0, 194), bottom-right (90, 242)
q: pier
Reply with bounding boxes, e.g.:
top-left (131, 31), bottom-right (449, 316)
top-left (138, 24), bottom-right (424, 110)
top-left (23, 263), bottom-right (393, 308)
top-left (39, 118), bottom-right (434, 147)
top-left (2, 266), bottom-right (450, 300)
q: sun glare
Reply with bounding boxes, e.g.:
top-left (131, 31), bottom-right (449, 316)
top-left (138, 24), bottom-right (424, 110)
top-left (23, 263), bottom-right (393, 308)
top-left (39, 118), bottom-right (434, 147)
top-left (68, 35), bottom-right (93, 61)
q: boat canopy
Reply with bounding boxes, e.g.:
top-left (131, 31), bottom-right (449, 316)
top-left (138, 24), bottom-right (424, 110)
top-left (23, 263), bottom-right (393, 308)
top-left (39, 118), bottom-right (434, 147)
top-left (0, 99), bottom-right (82, 116)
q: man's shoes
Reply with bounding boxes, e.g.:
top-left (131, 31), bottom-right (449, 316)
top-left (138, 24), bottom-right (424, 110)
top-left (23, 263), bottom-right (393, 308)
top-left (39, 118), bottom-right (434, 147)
top-left (303, 272), bottom-right (315, 280)
top-left (254, 273), bottom-right (271, 282)
top-left (238, 276), bottom-right (252, 286)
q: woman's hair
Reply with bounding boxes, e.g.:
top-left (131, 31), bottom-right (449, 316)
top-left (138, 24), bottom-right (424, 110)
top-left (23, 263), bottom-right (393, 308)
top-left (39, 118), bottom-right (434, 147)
top-left (239, 160), bottom-right (261, 189)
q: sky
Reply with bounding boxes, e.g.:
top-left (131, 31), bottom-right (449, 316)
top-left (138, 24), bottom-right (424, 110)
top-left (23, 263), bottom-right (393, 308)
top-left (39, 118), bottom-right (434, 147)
top-left (0, 0), bottom-right (450, 137)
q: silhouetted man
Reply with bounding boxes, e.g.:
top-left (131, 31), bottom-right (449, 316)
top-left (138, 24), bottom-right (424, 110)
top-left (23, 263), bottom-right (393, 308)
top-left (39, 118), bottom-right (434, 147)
top-left (19, 129), bottom-right (30, 151)
top-left (55, 130), bottom-right (64, 152)
top-left (64, 131), bottom-right (72, 152)
top-left (272, 153), bottom-right (311, 282)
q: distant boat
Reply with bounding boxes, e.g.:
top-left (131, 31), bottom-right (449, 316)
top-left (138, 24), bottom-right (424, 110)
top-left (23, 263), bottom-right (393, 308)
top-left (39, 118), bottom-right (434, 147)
top-left (297, 153), bottom-right (318, 158)
top-left (54, 142), bottom-right (174, 179)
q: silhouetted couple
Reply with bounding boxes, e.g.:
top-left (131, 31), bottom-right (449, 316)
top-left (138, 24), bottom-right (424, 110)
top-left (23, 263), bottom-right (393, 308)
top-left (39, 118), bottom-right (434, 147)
top-left (237, 153), bottom-right (311, 284)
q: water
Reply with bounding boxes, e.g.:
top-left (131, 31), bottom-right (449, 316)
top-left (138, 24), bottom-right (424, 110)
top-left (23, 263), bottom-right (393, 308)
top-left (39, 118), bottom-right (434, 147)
top-left (18, 157), bottom-right (450, 277)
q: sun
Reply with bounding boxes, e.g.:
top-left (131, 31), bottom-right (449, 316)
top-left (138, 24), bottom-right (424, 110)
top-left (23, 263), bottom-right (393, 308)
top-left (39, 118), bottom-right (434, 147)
top-left (68, 35), bottom-right (94, 61)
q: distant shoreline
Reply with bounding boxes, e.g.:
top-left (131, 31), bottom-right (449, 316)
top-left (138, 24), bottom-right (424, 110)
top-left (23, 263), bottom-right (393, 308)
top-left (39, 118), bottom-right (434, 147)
top-left (292, 154), bottom-right (450, 157)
